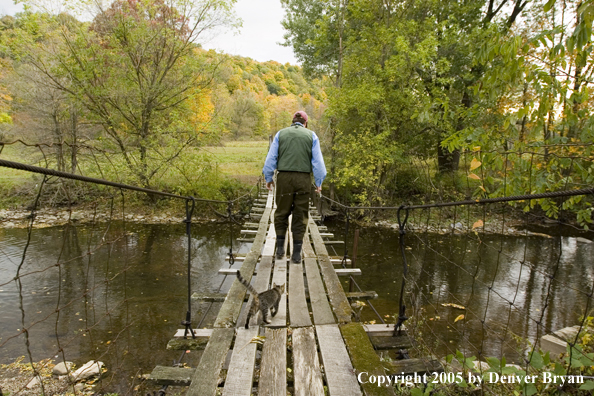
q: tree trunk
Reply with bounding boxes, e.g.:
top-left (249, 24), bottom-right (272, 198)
top-left (70, 106), bottom-right (78, 174)
top-left (437, 143), bottom-right (460, 173)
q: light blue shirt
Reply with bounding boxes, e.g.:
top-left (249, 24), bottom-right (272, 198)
top-left (263, 123), bottom-right (327, 187)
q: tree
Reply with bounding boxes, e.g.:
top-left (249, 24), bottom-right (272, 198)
top-left (281, 0), bottom-right (542, 205)
top-left (281, 0), bottom-right (348, 199)
top-left (228, 89), bottom-right (265, 138)
top-left (443, 0), bottom-right (594, 226)
top-left (0, 11), bottom-right (90, 170)
top-left (29, 0), bottom-right (238, 188)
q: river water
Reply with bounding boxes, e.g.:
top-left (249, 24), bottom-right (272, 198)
top-left (0, 220), bottom-right (593, 392)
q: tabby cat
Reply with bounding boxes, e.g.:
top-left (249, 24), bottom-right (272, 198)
top-left (236, 272), bottom-right (285, 329)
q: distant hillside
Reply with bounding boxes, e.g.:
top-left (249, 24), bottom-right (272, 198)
top-left (202, 49), bottom-right (327, 140)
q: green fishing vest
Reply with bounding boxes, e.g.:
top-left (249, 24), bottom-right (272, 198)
top-left (277, 124), bottom-right (313, 173)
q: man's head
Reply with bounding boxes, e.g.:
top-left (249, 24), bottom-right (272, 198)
top-left (292, 111), bottom-right (308, 127)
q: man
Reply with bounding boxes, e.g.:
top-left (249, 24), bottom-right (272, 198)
top-left (263, 111), bottom-right (326, 263)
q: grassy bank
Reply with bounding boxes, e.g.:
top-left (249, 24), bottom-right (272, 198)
top-left (0, 140), bottom-right (270, 213)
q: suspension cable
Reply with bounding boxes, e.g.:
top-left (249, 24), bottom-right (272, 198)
top-left (182, 198), bottom-right (196, 339)
top-left (321, 187), bottom-right (594, 211)
top-left (0, 159), bottom-right (230, 204)
top-left (394, 205), bottom-right (410, 336)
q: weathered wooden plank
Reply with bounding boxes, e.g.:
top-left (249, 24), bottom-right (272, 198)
top-left (324, 240), bottom-right (345, 245)
top-left (259, 328), bottom-right (287, 396)
top-left (222, 327), bottom-right (259, 396)
top-left (190, 290), bottom-right (375, 304)
top-left (331, 258), bottom-right (351, 265)
top-left (237, 238), bottom-right (255, 242)
top-left (289, 262), bottom-right (312, 327)
top-left (214, 205), bottom-right (271, 328)
top-left (303, 258), bottom-right (335, 325)
top-left (166, 338), bottom-right (209, 351)
top-left (266, 190), bottom-right (274, 208)
top-left (302, 233), bottom-right (316, 259)
top-left (219, 268), bottom-right (257, 276)
top-left (292, 327), bottom-right (325, 396)
top-left (362, 324), bottom-right (406, 337)
top-left (148, 366), bottom-right (195, 386)
top-left (335, 268), bottom-right (361, 276)
top-left (370, 335), bottom-right (412, 350)
top-left (319, 233), bottom-right (334, 237)
top-left (303, 236), bottom-right (335, 325)
top-left (174, 328), bottom-right (213, 338)
top-left (346, 291), bottom-right (378, 300)
top-left (244, 223), bottom-right (260, 227)
top-left (191, 292), bottom-right (227, 302)
top-left (262, 221), bottom-right (277, 257)
top-left (315, 324), bottom-right (362, 396)
top-left (214, 208), bottom-right (272, 327)
top-left (268, 254), bottom-right (287, 327)
top-left (237, 255), bottom-right (273, 328)
top-left (253, 255), bottom-right (274, 292)
top-left (387, 359), bottom-right (443, 375)
top-left (220, 267), bottom-right (363, 278)
top-left (340, 323), bottom-right (396, 396)
top-left (309, 219), bottom-right (352, 323)
top-left (186, 328), bottom-right (234, 396)
top-left (240, 229), bottom-right (258, 234)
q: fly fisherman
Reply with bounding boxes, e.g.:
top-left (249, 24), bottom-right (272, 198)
top-left (262, 111), bottom-right (327, 263)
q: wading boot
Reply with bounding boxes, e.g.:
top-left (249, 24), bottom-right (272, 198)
top-left (275, 237), bottom-right (285, 260)
top-left (291, 240), bottom-right (303, 263)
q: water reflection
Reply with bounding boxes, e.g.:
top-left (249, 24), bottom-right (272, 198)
top-left (324, 221), bottom-right (594, 363)
top-left (0, 221), bottom-right (247, 393)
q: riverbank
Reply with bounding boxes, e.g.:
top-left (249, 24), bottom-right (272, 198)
top-left (0, 358), bottom-right (96, 396)
top-left (0, 207), bottom-right (192, 229)
top-left (2, 206), bottom-right (593, 244)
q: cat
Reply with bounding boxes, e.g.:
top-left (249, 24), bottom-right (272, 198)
top-left (236, 271), bottom-right (285, 329)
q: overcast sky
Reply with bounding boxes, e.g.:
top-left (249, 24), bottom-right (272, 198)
top-left (0, 0), bottom-right (298, 65)
top-left (203, 0), bottom-right (298, 65)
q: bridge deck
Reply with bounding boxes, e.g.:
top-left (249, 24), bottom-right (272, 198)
top-left (151, 189), bottom-right (424, 396)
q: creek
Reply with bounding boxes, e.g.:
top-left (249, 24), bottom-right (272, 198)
top-left (0, 220), bottom-right (592, 392)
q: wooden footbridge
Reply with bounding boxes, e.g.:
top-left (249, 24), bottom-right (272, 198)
top-left (148, 188), bottom-right (441, 396)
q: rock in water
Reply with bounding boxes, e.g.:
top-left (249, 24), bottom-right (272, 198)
top-left (70, 360), bottom-right (104, 381)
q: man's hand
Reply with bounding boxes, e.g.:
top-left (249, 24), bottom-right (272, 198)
top-left (266, 181), bottom-right (275, 191)
top-left (315, 185), bottom-right (322, 194)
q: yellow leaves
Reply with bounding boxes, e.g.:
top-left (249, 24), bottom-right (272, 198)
top-left (470, 158), bottom-right (482, 171)
top-left (468, 173), bottom-right (481, 180)
top-left (238, 335), bottom-right (266, 352)
top-left (249, 335), bottom-right (266, 346)
top-left (441, 303), bottom-right (466, 310)
top-left (472, 220), bottom-right (484, 230)
top-left (454, 314), bottom-right (465, 323)
top-left (189, 88), bottom-right (214, 126)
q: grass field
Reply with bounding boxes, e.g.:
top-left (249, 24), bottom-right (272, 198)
top-left (0, 140), bottom-right (270, 207)
top-left (204, 140), bottom-right (269, 180)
